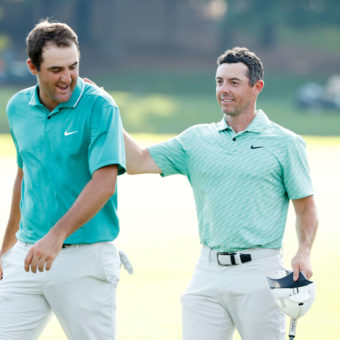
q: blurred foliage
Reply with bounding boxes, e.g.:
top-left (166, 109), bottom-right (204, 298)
top-left (0, 0), bottom-right (339, 60)
top-left (0, 34), bottom-right (9, 51)
top-left (220, 0), bottom-right (340, 48)
top-left (279, 26), bottom-right (340, 52)
top-left (0, 1), bottom-right (339, 136)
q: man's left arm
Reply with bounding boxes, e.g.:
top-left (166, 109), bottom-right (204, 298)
top-left (291, 195), bottom-right (318, 281)
top-left (24, 164), bottom-right (118, 273)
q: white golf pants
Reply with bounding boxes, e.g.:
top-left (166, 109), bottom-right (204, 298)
top-left (0, 240), bottom-right (120, 340)
top-left (181, 246), bottom-right (286, 340)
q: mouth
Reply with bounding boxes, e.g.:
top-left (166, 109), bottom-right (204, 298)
top-left (55, 83), bottom-right (73, 103)
top-left (56, 84), bottom-right (70, 92)
top-left (221, 97), bottom-right (234, 103)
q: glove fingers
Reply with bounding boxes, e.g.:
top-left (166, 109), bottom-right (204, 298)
top-left (119, 250), bottom-right (134, 274)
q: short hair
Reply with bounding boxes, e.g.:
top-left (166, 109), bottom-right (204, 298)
top-left (217, 47), bottom-right (264, 86)
top-left (26, 20), bottom-right (79, 71)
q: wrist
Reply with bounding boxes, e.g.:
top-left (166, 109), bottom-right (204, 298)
top-left (0, 246), bottom-right (10, 257)
top-left (297, 245), bottom-right (311, 256)
top-left (48, 224), bottom-right (68, 243)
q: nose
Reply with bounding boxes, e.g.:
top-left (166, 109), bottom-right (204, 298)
top-left (220, 82), bottom-right (231, 94)
top-left (60, 69), bottom-right (71, 83)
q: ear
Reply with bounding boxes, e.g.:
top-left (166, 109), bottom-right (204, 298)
top-left (254, 80), bottom-right (264, 94)
top-left (26, 59), bottom-right (38, 75)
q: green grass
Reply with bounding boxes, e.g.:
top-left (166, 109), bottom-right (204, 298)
top-left (0, 87), bottom-right (14, 133)
top-left (109, 70), bottom-right (340, 135)
top-left (1, 71), bottom-right (340, 135)
top-left (260, 98), bottom-right (340, 136)
top-left (0, 134), bottom-right (339, 339)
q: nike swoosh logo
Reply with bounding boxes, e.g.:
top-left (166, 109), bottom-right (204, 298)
top-left (64, 130), bottom-right (79, 136)
top-left (250, 145), bottom-right (264, 149)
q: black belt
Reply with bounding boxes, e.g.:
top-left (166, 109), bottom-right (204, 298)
top-left (62, 244), bottom-right (72, 248)
top-left (216, 252), bottom-right (252, 266)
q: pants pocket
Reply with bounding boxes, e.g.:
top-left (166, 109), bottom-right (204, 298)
top-left (1, 242), bottom-right (20, 273)
top-left (100, 243), bottom-right (120, 287)
top-left (244, 254), bottom-right (287, 277)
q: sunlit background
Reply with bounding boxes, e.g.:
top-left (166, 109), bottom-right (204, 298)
top-left (0, 1), bottom-right (340, 339)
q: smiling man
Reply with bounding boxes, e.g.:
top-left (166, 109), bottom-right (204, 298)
top-left (0, 21), bottom-right (126, 339)
top-left (123, 47), bottom-right (318, 339)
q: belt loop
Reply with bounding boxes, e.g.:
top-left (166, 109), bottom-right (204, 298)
top-left (207, 247), bottom-right (212, 263)
top-left (202, 245), bottom-right (213, 263)
top-left (234, 252), bottom-right (241, 265)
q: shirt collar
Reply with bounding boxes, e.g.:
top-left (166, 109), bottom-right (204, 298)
top-left (217, 110), bottom-right (269, 134)
top-left (216, 116), bottom-right (231, 131)
top-left (28, 85), bottom-right (42, 107)
top-left (245, 110), bottom-right (270, 133)
top-left (28, 77), bottom-right (85, 110)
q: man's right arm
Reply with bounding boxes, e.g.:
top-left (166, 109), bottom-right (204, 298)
top-left (0, 167), bottom-right (23, 279)
top-left (82, 77), bottom-right (161, 175)
top-left (124, 130), bottom-right (161, 175)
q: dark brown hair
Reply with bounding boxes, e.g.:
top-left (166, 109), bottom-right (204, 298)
top-left (217, 47), bottom-right (263, 86)
top-left (26, 20), bottom-right (79, 70)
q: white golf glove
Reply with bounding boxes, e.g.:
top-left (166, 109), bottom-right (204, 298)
top-left (119, 250), bottom-right (134, 274)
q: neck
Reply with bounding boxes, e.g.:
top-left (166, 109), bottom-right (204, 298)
top-left (37, 87), bottom-right (56, 112)
top-left (225, 110), bottom-right (257, 133)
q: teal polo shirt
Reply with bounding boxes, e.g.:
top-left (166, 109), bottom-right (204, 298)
top-left (7, 78), bottom-right (126, 244)
top-left (148, 110), bottom-right (314, 252)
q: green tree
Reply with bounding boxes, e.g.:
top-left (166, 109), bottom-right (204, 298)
top-left (219, 0), bottom-right (340, 49)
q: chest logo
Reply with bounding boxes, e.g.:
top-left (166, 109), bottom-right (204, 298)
top-left (64, 130), bottom-right (79, 136)
top-left (250, 145), bottom-right (264, 149)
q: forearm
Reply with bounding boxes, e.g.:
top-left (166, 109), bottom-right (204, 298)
top-left (291, 195), bottom-right (318, 279)
top-left (0, 168), bottom-right (23, 256)
top-left (295, 197), bottom-right (318, 253)
top-left (24, 165), bottom-right (119, 273)
top-left (124, 129), bottom-right (161, 174)
top-left (49, 165), bottom-right (118, 242)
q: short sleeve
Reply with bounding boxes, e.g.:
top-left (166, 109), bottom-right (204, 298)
top-left (282, 135), bottom-right (314, 199)
top-left (7, 97), bottom-right (23, 169)
top-left (88, 103), bottom-right (126, 175)
top-left (10, 128), bottom-right (23, 168)
top-left (148, 130), bottom-right (190, 177)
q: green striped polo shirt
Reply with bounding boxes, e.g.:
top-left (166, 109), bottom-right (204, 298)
top-left (148, 110), bottom-right (313, 252)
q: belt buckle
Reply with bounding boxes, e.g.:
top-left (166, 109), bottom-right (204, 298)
top-left (216, 252), bottom-right (236, 266)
